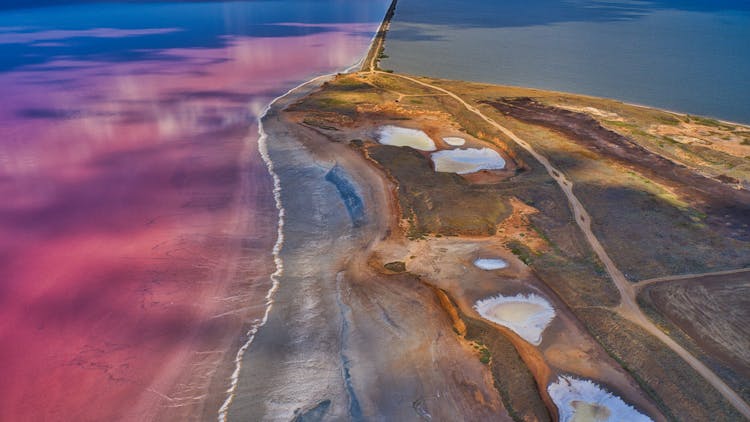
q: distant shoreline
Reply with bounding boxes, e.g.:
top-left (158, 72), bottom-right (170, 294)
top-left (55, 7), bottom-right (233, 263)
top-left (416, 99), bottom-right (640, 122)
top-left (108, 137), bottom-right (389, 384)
top-left (274, 68), bottom-right (750, 420)
top-left (376, 2), bottom-right (750, 126)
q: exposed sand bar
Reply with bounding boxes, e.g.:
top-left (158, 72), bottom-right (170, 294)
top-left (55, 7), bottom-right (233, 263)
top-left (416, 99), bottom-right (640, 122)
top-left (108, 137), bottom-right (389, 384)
top-left (225, 76), bottom-right (357, 419)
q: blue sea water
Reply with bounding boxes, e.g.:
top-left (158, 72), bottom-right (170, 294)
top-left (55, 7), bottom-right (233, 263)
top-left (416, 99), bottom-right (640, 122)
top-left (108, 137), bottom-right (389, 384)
top-left (0, 1), bottom-right (389, 419)
top-left (381, 0), bottom-right (750, 123)
top-left (0, 0), bottom-right (387, 72)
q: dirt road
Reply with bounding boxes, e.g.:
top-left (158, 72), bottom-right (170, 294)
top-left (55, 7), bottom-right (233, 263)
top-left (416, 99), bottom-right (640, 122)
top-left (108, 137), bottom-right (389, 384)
top-left (361, 0), bottom-right (398, 72)
top-left (372, 71), bottom-right (750, 419)
top-left (636, 267), bottom-right (750, 291)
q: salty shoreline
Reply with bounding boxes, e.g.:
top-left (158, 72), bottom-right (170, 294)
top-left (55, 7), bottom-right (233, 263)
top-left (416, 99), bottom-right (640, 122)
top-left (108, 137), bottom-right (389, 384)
top-left (0, 3), bottom-right (394, 418)
top-left (221, 71), bottom-right (517, 421)
top-left (215, 13), bottom-right (397, 416)
top-left (217, 73), bottom-right (334, 421)
top-left (215, 0), bottom-right (749, 418)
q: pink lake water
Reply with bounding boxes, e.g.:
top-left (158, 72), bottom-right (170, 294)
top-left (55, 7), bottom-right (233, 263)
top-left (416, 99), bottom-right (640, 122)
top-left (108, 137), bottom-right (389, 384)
top-left (0, 2), bottom-right (388, 420)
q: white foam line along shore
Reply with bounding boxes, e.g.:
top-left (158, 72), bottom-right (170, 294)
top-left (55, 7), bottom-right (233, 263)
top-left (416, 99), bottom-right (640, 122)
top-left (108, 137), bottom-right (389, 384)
top-left (217, 71), bottom-right (340, 422)
top-left (218, 5), bottom-right (400, 418)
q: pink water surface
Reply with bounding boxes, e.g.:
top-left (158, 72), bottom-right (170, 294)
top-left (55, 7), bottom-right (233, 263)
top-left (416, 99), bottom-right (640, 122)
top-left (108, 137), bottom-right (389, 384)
top-left (0, 25), bottom-right (377, 421)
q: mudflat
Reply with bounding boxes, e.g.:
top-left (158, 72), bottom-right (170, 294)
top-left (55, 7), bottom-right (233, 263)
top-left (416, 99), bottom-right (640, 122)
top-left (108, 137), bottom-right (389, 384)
top-left (226, 78), bottom-right (509, 420)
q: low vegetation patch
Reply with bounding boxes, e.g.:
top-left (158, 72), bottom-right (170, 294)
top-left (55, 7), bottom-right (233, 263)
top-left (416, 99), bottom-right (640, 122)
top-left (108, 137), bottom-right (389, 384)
top-left (383, 261), bottom-right (406, 273)
top-left (368, 145), bottom-right (511, 237)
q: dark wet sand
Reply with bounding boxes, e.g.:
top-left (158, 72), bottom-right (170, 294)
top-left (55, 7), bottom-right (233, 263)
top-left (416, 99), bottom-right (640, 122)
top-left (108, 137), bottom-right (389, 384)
top-left (0, 25), bottom-right (382, 421)
top-left (226, 79), bottom-right (510, 421)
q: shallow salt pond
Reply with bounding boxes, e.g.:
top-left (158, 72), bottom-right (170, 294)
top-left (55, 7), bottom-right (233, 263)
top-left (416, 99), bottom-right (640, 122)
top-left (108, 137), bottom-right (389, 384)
top-left (431, 147), bottom-right (505, 174)
top-left (474, 293), bottom-right (554, 345)
top-left (474, 258), bottom-right (507, 270)
top-left (442, 136), bottom-right (466, 146)
top-left (377, 125), bottom-right (436, 151)
top-left (548, 376), bottom-right (653, 422)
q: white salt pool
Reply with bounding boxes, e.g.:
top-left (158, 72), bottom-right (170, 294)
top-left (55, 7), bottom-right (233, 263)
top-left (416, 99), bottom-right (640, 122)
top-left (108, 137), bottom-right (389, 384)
top-left (442, 136), bottom-right (466, 146)
top-left (548, 376), bottom-right (653, 422)
top-left (377, 125), bottom-right (436, 151)
top-left (474, 258), bottom-right (508, 270)
top-left (474, 293), bottom-right (555, 345)
top-left (431, 148), bottom-right (505, 174)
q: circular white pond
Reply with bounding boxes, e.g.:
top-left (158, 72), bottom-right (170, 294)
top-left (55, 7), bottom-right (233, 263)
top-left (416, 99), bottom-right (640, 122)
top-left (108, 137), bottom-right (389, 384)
top-left (431, 147), bottom-right (505, 174)
top-left (377, 125), bottom-right (436, 151)
top-left (442, 136), bottom-right (466, 146)
top-left (548, 375), bottom-right (653, 422)
top-left (474, 258), bottom-right (508, 270)
top-left (474, 293), bottom-right (555, 345)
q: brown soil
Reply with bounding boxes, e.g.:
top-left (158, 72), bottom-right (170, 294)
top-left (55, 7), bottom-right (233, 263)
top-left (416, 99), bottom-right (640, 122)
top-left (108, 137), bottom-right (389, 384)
top-left (580, 307), bottom-right (744, 421)
top-left (246, 71), bottom-right (750, 421)
top-left (484, 97), bottom-right (750, 241)
top-left (341, 266), bottom-right (510, 421)
top-left (496, 197), bottom-right (550, 254)
top-left (650, 121), bottom-right (750, 161)
top-left (639, 273), bottom-right (750, 395)
top-left (368, 230), bottom-right (662, 422)
top-left (227, 78), bottom-right (516, 421)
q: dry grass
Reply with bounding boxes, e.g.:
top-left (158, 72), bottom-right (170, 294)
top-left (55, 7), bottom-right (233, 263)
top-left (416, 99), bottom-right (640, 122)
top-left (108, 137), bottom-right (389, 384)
top-left (579, 307), bottom-right (743, 421)
top-left (289, 72), bottom-right (750, 419)
top-left (639, 273), bottom-right (750, 403)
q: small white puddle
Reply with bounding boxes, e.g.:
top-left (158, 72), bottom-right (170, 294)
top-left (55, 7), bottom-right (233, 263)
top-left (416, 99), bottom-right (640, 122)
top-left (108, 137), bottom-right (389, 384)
top-left (377, 125), bottom-right (436, 151)
top-left (431, 147), bottom-right (505, 174)
top-left (443, 136), bottom-right (466, 146)
top-left (548, 376), bottom-right (653, 422)
top-left (474, 258), bottom-right (508, 270)
top-left (474, 293), bottom-right (555, 345)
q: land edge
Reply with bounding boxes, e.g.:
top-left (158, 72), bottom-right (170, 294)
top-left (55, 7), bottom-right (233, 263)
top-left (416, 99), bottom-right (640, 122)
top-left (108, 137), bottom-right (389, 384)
top-left (369, 69), bottom-right (750, 418)
top-left (278, 71), bottom-right (672, 421)
top-left (358, 2), bottom-right (750, 416)
top-left (210, 3), bottom-right (403, 419)
top-left (216, 0), bottom-right (749, 419)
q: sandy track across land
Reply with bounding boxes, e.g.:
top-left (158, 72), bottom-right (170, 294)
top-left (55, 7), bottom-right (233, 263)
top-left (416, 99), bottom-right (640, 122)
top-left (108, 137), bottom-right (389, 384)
top-left (371, 70), bottom-right (750, 419)
top-left (636, 267), bottom-right (750, 291)
top-left (225, 75), bottom-right (511, 421)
